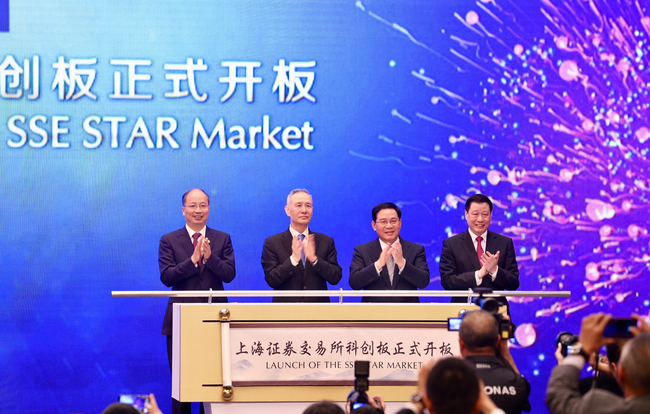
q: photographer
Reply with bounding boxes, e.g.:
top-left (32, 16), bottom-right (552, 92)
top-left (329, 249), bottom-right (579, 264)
top-left (345, 360), bottom-right (386, 414)
top-left (546, 313), bottom-right (650, 414)
top-left (555, 338), bottom-right (627, 397)
top-left (459, 310), bottom-right (531, 414)
top-left (397, 357), bottom-right (505, 414)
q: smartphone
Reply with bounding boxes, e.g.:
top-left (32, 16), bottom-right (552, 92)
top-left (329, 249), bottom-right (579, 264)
top-left (603, 318), bottom-right (636, 338)
top-left (118, 394), bottom-right (149, 413)
top-left (447, 318), bottom-right (462, 331)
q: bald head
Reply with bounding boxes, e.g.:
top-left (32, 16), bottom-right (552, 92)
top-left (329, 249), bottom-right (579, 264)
top-left (459, 310), bottom-right (499, 352)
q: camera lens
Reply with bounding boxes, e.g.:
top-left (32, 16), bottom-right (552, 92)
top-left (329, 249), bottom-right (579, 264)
top-left (480, 298), bottom-right (500, 314)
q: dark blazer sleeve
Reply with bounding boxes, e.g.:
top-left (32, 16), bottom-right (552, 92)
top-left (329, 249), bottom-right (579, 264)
top-left (492, 236), bottom-right (519, 291)
top-left (399, 242), bottom-right (430, 289)
top-left (545, 364), bottom-right (586, 414)
top-left (439, 236), bottom-right (478, 290)
top-left (349, 243), bottom-right (381, 290)
top-left (203, 231), bottom-right (236, 284)
top-left (159, 231), bottom-right (199, 288)
top-left (262, 234), bottom-right (302, 288)
top-left (310, 234), bottom-right (342, 285)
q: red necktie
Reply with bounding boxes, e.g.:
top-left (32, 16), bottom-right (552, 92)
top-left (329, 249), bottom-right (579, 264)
top-left (476, 236), bottom-right (484, 265)
top-left (193, 233), bottom-right (202, 268)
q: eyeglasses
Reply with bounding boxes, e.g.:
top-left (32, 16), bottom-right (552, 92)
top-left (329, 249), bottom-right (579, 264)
top-left (376, 219), bottom-right (399, 226)
top-left (184, 203), bottom-right (209, 211)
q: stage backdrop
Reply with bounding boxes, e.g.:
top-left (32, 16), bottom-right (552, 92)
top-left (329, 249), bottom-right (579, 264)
top-left (1, 1), bottom-right (649, 413)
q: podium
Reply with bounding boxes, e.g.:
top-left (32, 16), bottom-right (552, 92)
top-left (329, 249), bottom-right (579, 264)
top-left (112, 288), bottom-right (569, 414)
top-left (170, 302), bottom-right (477, 413)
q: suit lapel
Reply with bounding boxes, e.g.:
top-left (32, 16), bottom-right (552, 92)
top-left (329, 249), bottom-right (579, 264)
top-left (390, 237), bottom-right (406, 289)
top-left (485, 230), bottom-right (497, 255)
top-left (304, 232), bottom-right (320, 275)
top-left (284, 229), bottom-right (307, 274)
top-left (177, 228), bottom-right (194, 258)
top-left (281, 229), bottom-right (293, 258)
top-left (371, 239), bottom-right (393, 289)
top-left (460, 231), bottom-right (482, 270)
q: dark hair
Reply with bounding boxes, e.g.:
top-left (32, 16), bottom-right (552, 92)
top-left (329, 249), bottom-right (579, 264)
top-left (465, 194), bottom-right (493, 212)
top-left (182, 188), bottom-right (210, 206)
top-left (372, 203), bottom-right (401, 222)
top-left (459, 310), bottom-right (499, 350)
top-left (620, 332), bottom-right (650, 393)
top-left (101, 403), bottom-right (140, 414)
top-left (427, 357), bottom-right (480, 414)
top-left (606, 339), bottom-right (628, 364)
top-left (350, 405), bottom-right (383, 414)
top-left (303, 401), bottom-right (345, 414)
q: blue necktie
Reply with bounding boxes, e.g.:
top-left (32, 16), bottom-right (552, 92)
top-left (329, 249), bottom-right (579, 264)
top-left (298, 234), bottom-right (306, 267)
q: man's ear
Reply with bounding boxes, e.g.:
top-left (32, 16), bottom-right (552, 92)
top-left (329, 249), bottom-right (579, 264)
top-left (618, 363), bottom-right (626, 384)
top-left (459, 337), bottom-right (467, 355)
top-left (284, 205), bottom-right (290, 217)
top-left (610, 362), bottom-right (619, 380)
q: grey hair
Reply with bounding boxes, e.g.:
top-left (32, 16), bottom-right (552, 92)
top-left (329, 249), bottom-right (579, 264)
top-left (287, 188), bottom-right (311, 205)
top-left (620, 332), bottom-right (650, 393)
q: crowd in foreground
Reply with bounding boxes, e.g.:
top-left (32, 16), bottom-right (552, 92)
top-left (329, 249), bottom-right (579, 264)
top-left (101, 311), bottom-right (650, 414)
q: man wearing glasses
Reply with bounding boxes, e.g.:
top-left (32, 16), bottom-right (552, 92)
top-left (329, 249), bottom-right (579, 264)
top-left (439, 193), bottom-right (519, 307)
top-left (159, 188), bottom-right (235, 414)
top-left (349, 202), bottom-right (430, 302)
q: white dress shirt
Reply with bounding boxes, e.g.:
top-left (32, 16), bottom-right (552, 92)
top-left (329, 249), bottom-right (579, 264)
top-left (468, 229), bottom-right (498, 285)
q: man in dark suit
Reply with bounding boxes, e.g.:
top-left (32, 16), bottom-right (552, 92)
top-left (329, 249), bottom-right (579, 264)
top-left (349, 202), bottom-right (430, 302)
top-left (159, 188), bottom-right (235, 414)
top-left (261, 188), bottom-right (342, 302)
top-left (439, 194), bottom-right (519, 306)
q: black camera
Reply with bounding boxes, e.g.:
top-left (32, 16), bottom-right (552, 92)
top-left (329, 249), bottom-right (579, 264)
top-left (347, 361), bottom-right (370, 411)
top-left (555, 332), bottom-right (580, 357)
top-left (479, 297), bottom-right (513, 340)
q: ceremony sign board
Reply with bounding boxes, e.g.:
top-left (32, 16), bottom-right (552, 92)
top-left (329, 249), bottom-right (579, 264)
top-left (171, 302), bottom-right (476, 404)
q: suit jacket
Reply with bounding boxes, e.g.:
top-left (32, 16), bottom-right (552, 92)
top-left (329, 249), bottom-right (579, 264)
top-left (159, 226), bottom-right (236, 335)
top-left (439, 230), bottom-right (519, 305)
top-left (546, 364), bottom-right (650, 414)
top-left (349, 237), bottom-right (430, 302)
top-left (261, 229), bottom-right (342, 302)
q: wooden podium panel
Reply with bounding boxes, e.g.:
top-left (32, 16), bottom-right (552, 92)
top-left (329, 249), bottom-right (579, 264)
top-left (172, 302), bottom-right (477, 404)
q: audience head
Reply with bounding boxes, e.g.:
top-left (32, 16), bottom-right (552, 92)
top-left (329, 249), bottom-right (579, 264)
top-left (604, 339), bottom-right (628, 379)
top-left (303, 400), bottom-right (345, 414)
top-left (425, 357), bottom-right (481, 414)
top-left (619, 332), bottom-right (650, 396)
top-left (459, 310), bottom-right (499, 355)
top-left (101, 403), bottom-right (140, 414)
top-left (350, 406), bottom-right (383, 414)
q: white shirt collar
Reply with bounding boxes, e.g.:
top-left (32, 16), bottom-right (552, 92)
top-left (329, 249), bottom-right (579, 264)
top-left (468, 228), bottom-right (488, 244)
top-left (378, 237), bottom-right (400, 250)
top-left (186, 225), bottom-right (206, 241)
top-left (289, 226), bottom-right (309, 239)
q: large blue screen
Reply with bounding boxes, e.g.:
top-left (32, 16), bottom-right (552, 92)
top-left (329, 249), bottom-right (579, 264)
top-left (2, 1), bottom-right (649, 413)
